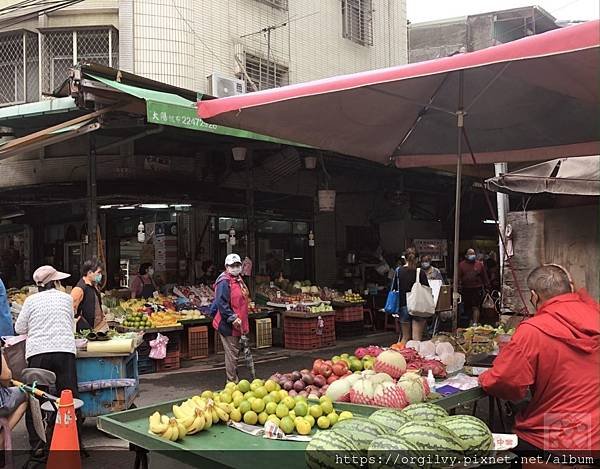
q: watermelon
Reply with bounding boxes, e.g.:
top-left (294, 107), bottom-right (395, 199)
top-left (402, 402), bottom-right (449, 421)
top-left (440, 415), bottom-right (493, 455)
top-left (368, 408), bottom-right (411, 432)
top-left (306, 430), bottom-right (361, 469)
top-left (368, 435), bottom-right (424, 469)
top-left (396, 420), bottom-right (465, 454)
top-left (331, 417), bottom-right (388, 451)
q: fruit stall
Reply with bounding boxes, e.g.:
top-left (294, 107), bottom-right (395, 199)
top-left (98, 378), bottom-right (506, 469)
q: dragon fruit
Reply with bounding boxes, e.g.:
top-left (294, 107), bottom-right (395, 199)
top-left (354, 347), bottom-right (369, 359)
top-left (419, 359), bottom-right (447, 378)
top-left (374, 350), bottom-right (407, 379)
top-left (373, 382), bottom-right (409, 409)
top-left (398, 347), bottom-right (421, 363)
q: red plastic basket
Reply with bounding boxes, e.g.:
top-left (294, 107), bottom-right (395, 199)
top-left (283, 316), bottom-right (336, 350)
top-left (335, 306), bottom-right (364, 322)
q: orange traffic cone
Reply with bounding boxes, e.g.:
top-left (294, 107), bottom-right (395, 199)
top-left (46, 389), bottom-right (81, 469)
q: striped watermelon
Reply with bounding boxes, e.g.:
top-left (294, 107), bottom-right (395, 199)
top-left (440, 415), bottom-right (493, 455)
top-left (402, 402), bottom-right (449, 421)
top-left (396, 420), bottom-right (466, 454)
top-left (331, 418), bottom-right (388, 451)
top-left (306, 430), bottom-right (361, 469)
top-left (368, 408), bottom-right (411, 432)
top-left (368, 435), bottom-right (424, 469)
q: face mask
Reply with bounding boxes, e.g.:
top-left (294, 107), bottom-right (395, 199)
top-left (227, 266), bottom-right (242, 277)
top-left (147, 268), bottom-right (154, 276)
top-left (421, 262), bottom-right (431, 269)
top-left (467, 255), bottom-right (476, 262)
top-left (94, 273), bottom-right (102, 284)
top-left (530, 291), bottom-right (539, 311)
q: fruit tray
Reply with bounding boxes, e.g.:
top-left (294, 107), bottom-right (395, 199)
top-left (96, 388), bottom-right (490, 469)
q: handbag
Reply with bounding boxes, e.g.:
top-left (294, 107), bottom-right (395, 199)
top-left (407, 268), bottom-right (436, 318)
top-left (384, 269), bottom-right (401, 314)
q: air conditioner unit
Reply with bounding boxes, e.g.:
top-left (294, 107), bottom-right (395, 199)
top-left (208, 73), bottom-right (246, 98)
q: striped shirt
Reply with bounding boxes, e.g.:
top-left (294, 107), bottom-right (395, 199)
top-left (14, 289), bottom-right (76, 359)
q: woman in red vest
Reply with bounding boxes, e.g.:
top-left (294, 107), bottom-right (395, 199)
top-left (211, 254), bottom-right (249, 383)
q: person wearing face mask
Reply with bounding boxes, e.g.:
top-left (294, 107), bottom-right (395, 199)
top-left (71, 257), bottom-right (107, 332)
top-left (457, 248), bottom-right (490, 326)
top-left (420, 255), bottom-right (443, 282)
top-left (210, 254), bottom-right (250, 383)
top-left (15, 265), bottom-right (80, 453)
top-left (130, 263), bottom-right (157, 299)
top-left (479, 264), bottom-right (599, 461)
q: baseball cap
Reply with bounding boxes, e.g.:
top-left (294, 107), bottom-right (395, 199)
top-left (224, 254), bottom-right (242, 266)
top-left (33, 265), bottom-right (70, 287)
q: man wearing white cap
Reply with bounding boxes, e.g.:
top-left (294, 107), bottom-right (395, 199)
top-left (211, 254), bottom-right (250, 383)
top-left (15, 265), bottom-right (78, 452)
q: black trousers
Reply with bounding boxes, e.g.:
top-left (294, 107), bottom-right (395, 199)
top-left (25, 352), bottom-right (80, 450)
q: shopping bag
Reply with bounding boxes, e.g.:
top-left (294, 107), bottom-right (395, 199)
top-left (407, 268), bottom-right (435, 318)
top-left (482, 292), bottom-right (495, 310)
top-left (384, 269), bottom-right (401, 314)
top-left (149, 333), bottom-right (169, 360)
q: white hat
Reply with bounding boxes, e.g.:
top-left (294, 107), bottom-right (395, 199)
top-left (224, 254), bottom-right (242, 266)
top-left (33, 265), bottom-right (70, 287)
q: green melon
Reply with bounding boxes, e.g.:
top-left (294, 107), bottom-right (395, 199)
top-left (306, 430), bottom-right (361, 469)
top-left (402, 402), bottom-right (449, 422)
top-left (368, 408), bottom-right (411, 432)
top-left (440, 415), bottom-right (493, 455)
top-left (396, 420), bottom-right (465, 454)
top-left (368, 435), bottom-right (424, 469)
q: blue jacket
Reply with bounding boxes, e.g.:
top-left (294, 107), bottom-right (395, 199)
top-left (0, 279), bottom-right (15, 337)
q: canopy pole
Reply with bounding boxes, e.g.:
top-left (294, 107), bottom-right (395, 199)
top-left (452, 71), bottom-right (465, 332)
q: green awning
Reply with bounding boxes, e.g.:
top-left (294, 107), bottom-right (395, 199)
top-left (87, 74), bottom-right (303, 146)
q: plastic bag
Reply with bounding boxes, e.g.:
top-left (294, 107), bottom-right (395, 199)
top-left (149, 333), bottom-right (169, 360)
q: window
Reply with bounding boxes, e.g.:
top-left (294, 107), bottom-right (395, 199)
top-left (342, 0), bottom-right (374, 46)
top-left (0, 31), bottom-right (38, 106)
top-left (41, 28), bottom-right (117, 94)
top-left (241, 52), bottom-right (289, 91)
top-left (255, 0), bottom-right (288, 10)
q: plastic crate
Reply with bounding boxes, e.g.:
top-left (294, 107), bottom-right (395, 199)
top-left (335, 320), bottom-right (366, 339)
top-left (254, 318), bottom-right (272, 349)
top-left (335, 305), bottom-right (364, 322)
top-left (187, 326), bottom-right (209, 359)
top-left (284, 315), bottom-right (335, 350)
top-left (156, 350), bottom-right (181, 372)
top-left (137, 353), bottom-right (156, 375)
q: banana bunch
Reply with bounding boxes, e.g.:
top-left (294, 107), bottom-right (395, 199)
top-left (173, 403), bottom-right (206, 435)
top-left (147, 412), bottom-right (186, 441)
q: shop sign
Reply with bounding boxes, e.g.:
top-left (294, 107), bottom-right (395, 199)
top-left (147, 100), bottom-right (220, 132)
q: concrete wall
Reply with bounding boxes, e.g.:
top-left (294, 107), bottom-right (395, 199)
top-left (409, 19), bottom-right (467, 63)
top-left (503, 205), bottom-right (599, 313)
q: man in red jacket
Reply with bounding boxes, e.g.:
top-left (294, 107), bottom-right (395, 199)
top-left (479, 264), bottom-right (599, 460)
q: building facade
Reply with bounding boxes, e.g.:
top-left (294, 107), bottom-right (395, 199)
top-left (0, 0), bottom-right (407, 106)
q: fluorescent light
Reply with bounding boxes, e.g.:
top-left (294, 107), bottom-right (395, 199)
top-left (140, 204), bottom-right (169, 209)
top-left (118, 206), bottom-right (136, 210)
top-left (171, 204), bottom-right (192, 208)
top-left (100, 204), bottom-right (121, 209)
top-left (293, 257), bottom-right (304, 260)
top-left (483, 219), bottom-right (498, 224)
top-left (0, 210), bottom-right (24, 219)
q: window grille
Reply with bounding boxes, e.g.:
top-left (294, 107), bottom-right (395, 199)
top-left (342, 0), bottom-right (374, 46)
top-left (255, 0), bottom-right (288, 10)
top-left (0, 31), bottom-right (39, 106)
top-left (241, 52), bottom-right (289, 91)
top-left (41, 28), bottom-right (117, 94)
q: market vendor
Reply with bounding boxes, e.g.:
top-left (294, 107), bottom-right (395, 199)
top-left (130, 263), bottom-right (157, 299)
top-left (0, 274), bottom-right (15, 337)
top-left (211, 254), bottom-right (249, 383)
top-left (479, 264), bottom-right (599, 458)
top-left (458, 248), bottom-right (490, 326)
top-left (71, 258), bottom-right (107, 332)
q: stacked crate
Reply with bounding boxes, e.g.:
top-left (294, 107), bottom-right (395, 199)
top-left (254, 318), bottom-right (272, 349)
top-left (283, 311), bottom-right (335, 350)
top-left (186, 326), bottom-right (209, 359)
top-left (334, 304), bottom-right (365, 339)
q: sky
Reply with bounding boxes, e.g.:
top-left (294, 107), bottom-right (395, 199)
top-left (407, 0), bottom-right (599, 23)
